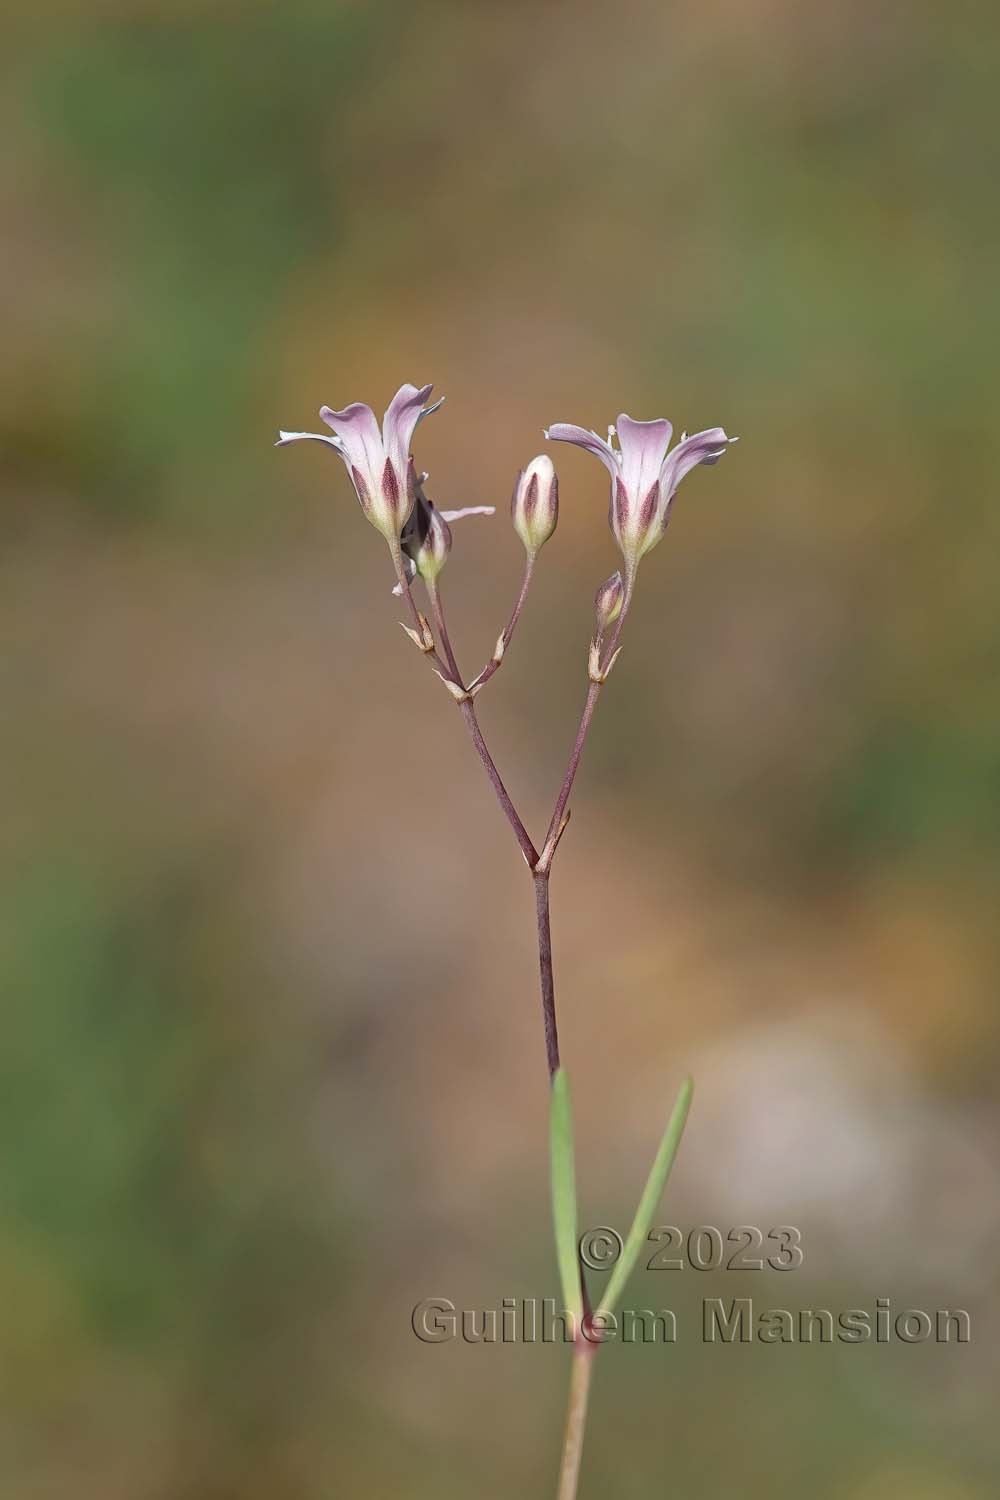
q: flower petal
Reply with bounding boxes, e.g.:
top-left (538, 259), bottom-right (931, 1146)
top-left (275, 429), bottom-right (345, 451)
top-left (439, 505), bottom-right (496, 522)
top-left (319, 402), bottom-right (383, 478)
top-left (381, 383), bottom-right (437, 480)
top-left (660, 427), bottom-right (736, 499)
top-left (544, 424), bottom-right (621, 479)
top-left (615, 414), bottom-right (673, 501)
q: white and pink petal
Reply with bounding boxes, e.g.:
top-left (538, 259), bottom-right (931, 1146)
top-left (660, 428), bottom-right (736, 499)
top-left (275, 429), bottom-right (345, 451)
top-left (381, 383), bottom-right (438, 483)
top-left (439, 505), bottom-right (496, 522)
top-left (544, 423), bottom-right (621, 480)
top-left (319, 401), bottom-right (384, 482)
top-left (614, 414), bottom-right (673, 502)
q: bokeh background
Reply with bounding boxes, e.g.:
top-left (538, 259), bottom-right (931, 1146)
top-left (4, 2), bottom-right (999, 1496)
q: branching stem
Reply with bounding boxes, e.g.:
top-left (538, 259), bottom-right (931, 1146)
top-left (393, 553), bottom-right (538, 866)
top-left (458, 698), bottom-right (539, 868)
top-left (392, 539), bottom-right (639, 1500)
top-left (543, 566), bottom-right (635, 851)
top-left (426, 577), bottom-right (464, 687)
top-left (469, 553), bottom-right (535, 692)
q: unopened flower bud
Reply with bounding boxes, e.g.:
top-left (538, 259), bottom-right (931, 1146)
top-left (511, 455), bottom-right (558, 556)
top-left (412, 506), bottom-right (452, 581)
top-left (401, 469), bottom-right (496, 585)
top-left (594, 571), bottom-right (624, 633)
top-left (402, 480), bottom-right (452, 582)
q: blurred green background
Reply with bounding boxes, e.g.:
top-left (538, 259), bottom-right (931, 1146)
top-left (4, 1), bottom-right (999, 1496)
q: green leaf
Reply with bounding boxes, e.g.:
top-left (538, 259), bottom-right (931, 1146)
top-left (596, 1076), bottom-right (693, 1320)
top-left (549, 1068), bottom-right (583, 1323)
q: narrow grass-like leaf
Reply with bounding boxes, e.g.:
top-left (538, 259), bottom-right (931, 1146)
top-left (549, 1068), bottom-right (583, 1323)
top-left (596, 1075), bottom-right (693, 1319)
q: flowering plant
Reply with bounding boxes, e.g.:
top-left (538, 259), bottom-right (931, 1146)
top-left (278, 382), bottom-right (736, 1499)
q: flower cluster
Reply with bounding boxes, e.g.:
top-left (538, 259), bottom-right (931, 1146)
top-left (277, 382), bottom-right (735, 605)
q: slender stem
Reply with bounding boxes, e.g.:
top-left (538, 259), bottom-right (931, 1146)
top-left (544, 568), bottom-right (638, 1499)
top-left (542, 568), bottom-right (636, 851)
top-left (389, 540), bottom-right (421, 628)
top-left (556, 1343), bottom-right (596, 1500)
top-left (426, 577), bottom-right (464, 688)
top-left (469, 553), bottom-right (535, 692)
top-left (389, 543), bottom-right (450, 679)
top-left (388, 540), bottom-right (645, 1500)
top-left (391, 555), bottom-right (537, 867)
top-left (390, 538), bottom-right (638, 1500)
top-left (533, 870), bottom-right (559, 1075)
top-left (545, 680), bottom-right (600, 853)
top-left (458, 699), bottom-right (539, 867)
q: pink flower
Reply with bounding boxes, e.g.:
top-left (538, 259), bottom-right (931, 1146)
top-left (277, 382), bottom-right (443, 543)
top-left (545, 413), bottom-right (736, 569)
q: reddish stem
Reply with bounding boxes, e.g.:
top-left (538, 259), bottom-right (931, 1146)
top-left (542, 569), bottom-right (635, 852)
top-left (469, 554), bottom-right (535, 692)
top-left (534, 870), bottom-right (560, 1075)
top-left (426, 577), bottom-right (465, 687)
